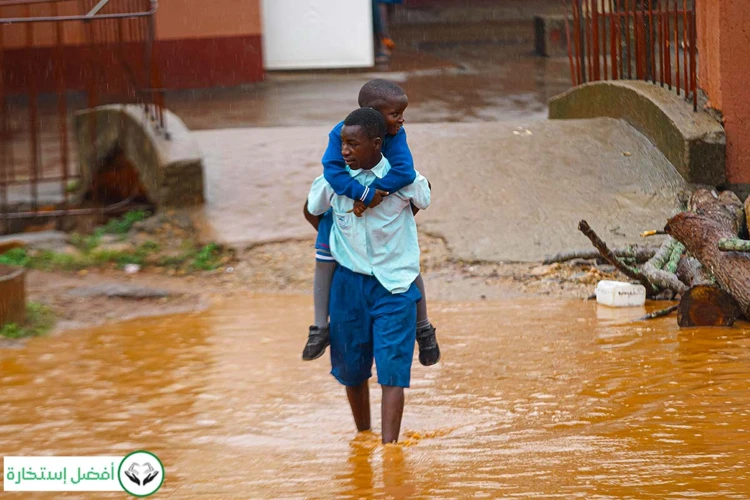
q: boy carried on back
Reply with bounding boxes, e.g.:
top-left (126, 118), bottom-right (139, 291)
top-left (305, 107), bottom-right (431, 443)
top-left (302, 79), bottom-right (440, 367)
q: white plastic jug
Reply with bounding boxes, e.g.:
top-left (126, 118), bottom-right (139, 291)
top-left (595, 280), bottom-right (646, 307)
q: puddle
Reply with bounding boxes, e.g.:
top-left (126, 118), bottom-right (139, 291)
top-left (2, 295), bottom-right (749, 498)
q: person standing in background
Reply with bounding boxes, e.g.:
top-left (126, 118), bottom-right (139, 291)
top-left (373, 0), bottom-right (404, 65)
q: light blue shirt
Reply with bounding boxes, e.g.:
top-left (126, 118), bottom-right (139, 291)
top-left (307, 155), bottom-right (431, 294)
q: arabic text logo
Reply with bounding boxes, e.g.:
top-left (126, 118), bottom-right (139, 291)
top-left (118, 451), bottom-right (164, 497)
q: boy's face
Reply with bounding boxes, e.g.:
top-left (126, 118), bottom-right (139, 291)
top-left (374, 95), bottom-right (408, 136)
top-left (341, 125), bottom-right (382, 171)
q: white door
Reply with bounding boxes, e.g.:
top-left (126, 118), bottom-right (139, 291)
top-left (261, 0), bottom-right (374, 70)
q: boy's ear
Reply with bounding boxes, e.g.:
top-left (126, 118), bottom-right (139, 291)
top-left (374, 137), bottom-right (383, 150)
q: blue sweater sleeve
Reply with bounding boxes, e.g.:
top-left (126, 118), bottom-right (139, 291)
top-left (322, 122), bottom-right (371, 204)
top-left (373, 128), bottom-right (416, 193)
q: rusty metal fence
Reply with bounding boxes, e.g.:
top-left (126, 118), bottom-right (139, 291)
top-left (0, 0), bottom-right (165, 230)
top-left (562, 0), bottom-right (698, 111)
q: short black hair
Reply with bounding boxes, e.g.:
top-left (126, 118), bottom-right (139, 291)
top-left (358, 79), bottom-right (407, 108)
top-left (343, 107), bottom-right (386, 140)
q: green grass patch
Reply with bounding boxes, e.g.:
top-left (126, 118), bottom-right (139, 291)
top-left (0, 241), bottom-right (164, 272)
top-left (191, 243), bottom-right (223, 271)
top-left (101, 210), bottom-right (150, 235)
top-left (0, 208), bottom-right (229, 274)
top-left (0, 302), bottom-right (55, 339)
top-left (0, 248), bottom-right (30, 267)
top-left (69, 232), bottom-right (102, 253)
top-left (69, 210), bottom-right (150, 253)
top-left (0, 243), bottom-right (222, 273)
top-left (1, 248), bottom-right (92, 271)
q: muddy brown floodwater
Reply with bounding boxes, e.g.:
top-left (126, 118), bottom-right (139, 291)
top-left (1, 295), bottom-right (750, 498)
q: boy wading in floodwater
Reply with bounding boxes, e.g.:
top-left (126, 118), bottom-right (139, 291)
top-left (302, 79), bottom-right (440, 367)
top-left (304, 108), bottom-right (431, 443)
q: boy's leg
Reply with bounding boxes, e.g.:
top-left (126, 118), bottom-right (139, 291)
top-left (381, 386), bottom-right (404, 444)
top-left (314, 260), bottom-right (336, 327)
top-left (370, 279), bottom-right (420, 443)
top-left (414, 274), bottom-right (441, 366)
top-left (303, 210), bottom-right (335, 361)
top-left (414, 274), bottom-right (429, 327)
top-left (346, 381), bottom-right (372, 432)
top-left (330, 266), bottom-right (375, 432)
top-left (378, 3), bottom-right (390, 40)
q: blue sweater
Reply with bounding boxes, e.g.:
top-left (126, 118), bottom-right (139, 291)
top-left (322, 121), bottom-right (416, 206)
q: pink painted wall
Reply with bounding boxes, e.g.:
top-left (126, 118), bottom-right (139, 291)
top-left (0, 0), bottom-right (262, 48)
top-left (697, 0), bottom-right (750, 184)
top-left (719, 0), bottom-right (750, 184)
top-left (696, 0), bottom-right (722, 109)
top-left (0, 0), bottom-right (264, 89)
top-left (155, 0), bottom-right (262, 40)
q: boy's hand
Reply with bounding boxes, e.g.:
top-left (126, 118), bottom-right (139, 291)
top-left (369, 189), bottom-right (389, 209)
top-left (348, 190), bottom-right (389, 216)
top-left (352, 200), bottom-right (367, 217)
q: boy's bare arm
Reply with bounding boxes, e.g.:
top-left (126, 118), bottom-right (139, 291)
top-left (303, 201), bottom-right (321, 231)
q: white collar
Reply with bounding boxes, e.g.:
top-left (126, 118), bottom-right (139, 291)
top-left (349, 154), bottom-right (386, 179)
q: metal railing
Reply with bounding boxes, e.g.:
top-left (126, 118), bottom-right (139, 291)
top-left (562, 0), bottom-right (698, 111)
top-left (0, 0), bottom-right (165, 228)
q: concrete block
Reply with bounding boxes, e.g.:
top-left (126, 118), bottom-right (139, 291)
top-left (74, 105), bottom-right (205, 209)
top-left (549, 81), bottom-right (726, 185)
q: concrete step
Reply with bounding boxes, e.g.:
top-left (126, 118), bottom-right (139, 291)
top-left (394, 0), bottom-right (563, 26)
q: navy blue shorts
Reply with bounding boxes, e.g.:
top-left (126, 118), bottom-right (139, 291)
top-left (329, 266), bottom-right (421, 388)
top-left (315, 209), bottom-right (334, 262)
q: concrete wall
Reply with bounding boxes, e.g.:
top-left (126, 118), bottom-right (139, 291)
top-left (0, 0), bottom-right (264, 90)
top-left (697, 0), bottom-right (750, 186)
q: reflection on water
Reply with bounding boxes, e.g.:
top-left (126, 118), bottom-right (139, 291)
top-left (1, 295), bottom-right (750, 498)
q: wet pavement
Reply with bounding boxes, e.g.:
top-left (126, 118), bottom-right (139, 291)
top-left (192, 117), bottom-right (686, 262)
top-left (179, 16), bottom-right (686, 261)
top-left (2, 295), bottom-right (750, 497)
top-left (167, 19), bottom-right (571, 130)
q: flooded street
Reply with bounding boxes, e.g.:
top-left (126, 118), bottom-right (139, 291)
top-left (2, 295), bottom-right (749, 498)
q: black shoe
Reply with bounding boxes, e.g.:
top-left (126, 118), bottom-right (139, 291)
top-left (416, 323), bottom-right (440, 366)
top-left (302, 325), bottom-right (330, 361)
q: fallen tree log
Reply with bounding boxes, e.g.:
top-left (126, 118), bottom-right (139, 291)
top-left (542, 246), bottom-right (656, 265)
top-left (665, 242), bottom-right (686, 274)
top-left (677, 285), bottom-right (742, 327)
top-left (688, 189), bottom-right (744, 234)
top-left (718, 238), bottom-right (750, 252)
top-left (676, 255), bottom-right (713, 288)
top-left (641, 237), bottom-right (688, 294)
top-left (665, 189), bottom-right (750, 317)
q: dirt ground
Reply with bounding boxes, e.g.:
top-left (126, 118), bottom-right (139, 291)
top-left (24, 232), bottom-right (628, 336)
